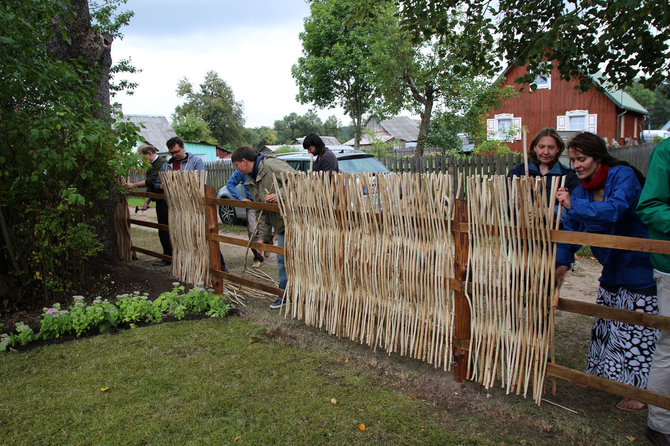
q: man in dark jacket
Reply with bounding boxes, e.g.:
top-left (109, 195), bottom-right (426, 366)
top-left (125, 144), bottom-right (171, 265)
top-left (303, 134), bottom-right (338, 173)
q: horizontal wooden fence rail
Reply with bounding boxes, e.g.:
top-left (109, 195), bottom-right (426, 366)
top-left (558, 298), bottom-right (670, 332)
top-left (207, 233), bottom-right (284, 256)
top-left (126, 191), bottom-right (172, 263)
top-left (127, 218), bottom-right (168, 232)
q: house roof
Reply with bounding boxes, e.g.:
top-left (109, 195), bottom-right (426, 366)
top-left (376, 116), bottom-right (419, 142)
top-left (293, 136), bottom-right (341, 146)
top-left (343, 116), bottom-right (419, 146)
top-left (343, 133), bottom-right (395, 146)
top-left (124, 115), bottom-right (178, 150)
top-left (496, 64), bottom-right (648, 115)
top-left (590, 73), bottom-right (647, 115)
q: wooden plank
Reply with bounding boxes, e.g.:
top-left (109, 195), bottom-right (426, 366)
top-left (449, 221), bottom-right (670, 256)
top-left (202, 196), bottom-right (280, 212)
top-left (557, 298), bottom-right (670, 331)
top-left (549, 229), bottom-right (670, 255)
top-left (127, 191), bottom-right (165, 200)
top-left (204, 185), bottom-right (223, 294)
top-left (128, 218), bottom-right (169, 232)
top-left (211, 268), bottom-right (284, 296)
top-left (208, 233), bottom-right (285, 255)
top-left (546, 363), bottom-right (670, 410)
top-left (452, 199), bottom-right (470, 382)
top-left (131, 246), bottom-right (171, 261)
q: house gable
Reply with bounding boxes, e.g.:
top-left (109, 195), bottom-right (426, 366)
top-left (488, 63), bottom-right (647, 151)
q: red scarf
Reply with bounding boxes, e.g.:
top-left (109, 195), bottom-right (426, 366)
top-left (581, 164), bottom-right (609, 190)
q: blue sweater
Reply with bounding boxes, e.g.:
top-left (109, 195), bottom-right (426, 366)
top-left (556, 165), bottom-right (655, 289)
top-left (226, 169), bottom-right (252, 200)
top-left (507, 161), bottom-right (580, 197)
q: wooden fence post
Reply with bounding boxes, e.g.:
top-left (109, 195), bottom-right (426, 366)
top-left (453, 198), bottom-right (470, 382)
top-left (204, 185), bottom-right (223, 294)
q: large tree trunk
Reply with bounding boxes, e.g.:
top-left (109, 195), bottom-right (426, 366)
top-left (48, 0), bottom-right (118, 256)
top-left (415, 90), bottom-right (434, 158)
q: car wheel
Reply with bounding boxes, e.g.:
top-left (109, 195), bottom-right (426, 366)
top-left (218, 205), bottom-right (238, 225)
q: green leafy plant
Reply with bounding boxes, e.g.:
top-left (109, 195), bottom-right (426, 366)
top-left (117, 292), bottom-right (164, 325)
top-left (2, 286), bottom-right (231, 352)
top-left (14, 322), bottom-right (35, 345)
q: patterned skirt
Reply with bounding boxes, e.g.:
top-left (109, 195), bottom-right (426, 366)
top-left (585, 285), bottom-right (659, 388)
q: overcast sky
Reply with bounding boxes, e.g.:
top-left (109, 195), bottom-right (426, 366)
top-left (111, 0), bottom-right (348, 128)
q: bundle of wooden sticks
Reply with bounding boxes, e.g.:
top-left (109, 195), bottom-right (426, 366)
top-left (160, 169), bottom-right (210, 287)
top-left (465, 175), bottom-right (560, 404)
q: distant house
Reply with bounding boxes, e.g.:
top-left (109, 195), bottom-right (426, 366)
top-left (181, 141), bottom-right (231, 163)
top-left (293, 136), bottom-right (341, 146)
top-left (343, 116), bottom-right (419, 149)
top-left (487, 62), bottom-right (648, 152)
top-left (124, 115), bottom-right (178, 150)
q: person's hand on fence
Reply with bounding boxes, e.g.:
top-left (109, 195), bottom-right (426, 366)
top-left (242, 198), bottom-right (251, 202)
top-left (139, 203), bottom-right (149, 211)
top-left (556, 187), bottom-right (571, 210)
top-left (264, 193), bottom-right (278, 203)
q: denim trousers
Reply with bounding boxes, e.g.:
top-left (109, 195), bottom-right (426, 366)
top-left (277, 233), bottom-right (286, 291)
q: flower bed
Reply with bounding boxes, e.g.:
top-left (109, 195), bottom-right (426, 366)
top-left (1, 284), bottom-right (230, 352)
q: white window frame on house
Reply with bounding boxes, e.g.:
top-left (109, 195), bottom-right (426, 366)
top-left (487, 113), bottom-right (522, 141)
top-left (532, 73), bottom-right (551, 90)
top-left (557, 110), bottom-right (597, 134)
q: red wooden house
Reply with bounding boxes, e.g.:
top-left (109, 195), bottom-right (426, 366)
top-left (487, 62), bottom-right (648, 152)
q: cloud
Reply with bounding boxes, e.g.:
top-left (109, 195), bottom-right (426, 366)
top-left (111, 1), bottom-right (348, 128)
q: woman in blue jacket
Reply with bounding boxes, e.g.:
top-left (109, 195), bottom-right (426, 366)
top-left (556, 132), bottom-right (659, 411)
top-left (507, 128), bottom-right (579, 224)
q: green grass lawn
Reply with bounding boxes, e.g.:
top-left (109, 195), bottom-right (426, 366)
top-left (1, 318), bottom-right (485, 445)
top-left (0, 311), bottom-right (650, 445)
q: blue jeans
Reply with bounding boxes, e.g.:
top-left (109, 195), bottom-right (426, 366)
top-left (277, 233), bottom-right (286, 290)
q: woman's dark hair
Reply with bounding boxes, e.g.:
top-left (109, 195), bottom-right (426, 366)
top-left (231, 146), bottom-right (258, 163)
top-left (302, 133), bottom-right (325, 155)
top-left (528, 128), bottom-right (564, 168)
top-left (567, 132), bottom-right (645, 185)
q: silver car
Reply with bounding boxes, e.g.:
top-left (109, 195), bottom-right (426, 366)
top-left (216, 149), bottom-right (389, 224)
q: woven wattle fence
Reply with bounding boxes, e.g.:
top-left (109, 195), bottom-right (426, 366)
top-left (466, 175), bottom-right (559, 404)
top-left (160, 170), bottom-right (210, 287)
top-left (279, 172), bottom-right (456, 370)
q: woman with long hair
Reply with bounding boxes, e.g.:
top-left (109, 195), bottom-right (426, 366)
top-left (556, 132), bottom-right (659, 411)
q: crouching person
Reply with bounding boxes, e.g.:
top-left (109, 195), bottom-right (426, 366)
top-left (231, 146), bottom-right (294, 309)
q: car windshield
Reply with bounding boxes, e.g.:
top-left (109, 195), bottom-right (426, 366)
top-left (338, 156), bottom-right (389, 174)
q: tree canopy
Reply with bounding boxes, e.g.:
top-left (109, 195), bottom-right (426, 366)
top-left (273, 111), bottom-right (340, 144)
top-left (398, 0), bottom-right (669, 93)
top-left (292, 0), bottom-right (388, 149)
top-left (371, 2), bottom-right (508, 156)
top-left (174, 71), bottom-right (245, 149)
top-left (627, 81), bottom-right (670, 130)
top-left (171, 113), bottom-right (217, 145)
